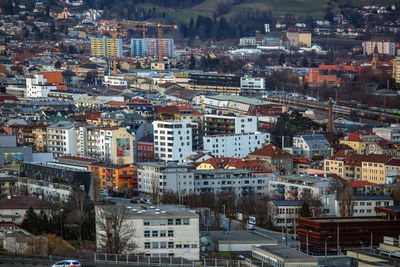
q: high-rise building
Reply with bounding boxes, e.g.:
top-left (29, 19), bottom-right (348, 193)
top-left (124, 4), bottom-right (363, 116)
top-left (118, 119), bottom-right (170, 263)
top-left (131, 38), bottom-right (174, 58)
top-left (152, 120), bottom-right (194, 163)
top-left (91, 37), bottom-right (123, 58)
top-left (363, 41), bottom-right (396, 56)
top-left (393, 57), bottom-right (400, 84)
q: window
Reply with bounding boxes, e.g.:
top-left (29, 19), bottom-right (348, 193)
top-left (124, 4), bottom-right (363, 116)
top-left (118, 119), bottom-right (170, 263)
top-left (144, 220), bottom-right (150, 226)
top-left (160, 242), bottom-right (167, 248)
top-left (168, 242), bottom-right (174, 248)
top-left (176, 244), bottom-right (182, 248)
top-left (182, 219), bottom-right (190, 225)
top-left (168, 230), bottom-right (174, 237)
top-left (160, 230), bottom-right (166, 237)
top-left (168, 219), bottom-right (173, 225)
top-left (152, 242), bottom-right (159, 248)
top-left (175, 219), bottom-right (181, 225)
top-left (145, 242), bottom-right (150, 249)
top-left (144, 231), bottom-right (150, 237)
top-left (152, 230), bottom-right (158, 237)
top-left (191, 244), bottom-right (198, 248)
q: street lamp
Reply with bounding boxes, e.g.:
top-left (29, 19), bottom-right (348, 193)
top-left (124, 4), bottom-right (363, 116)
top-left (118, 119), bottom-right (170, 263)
top-left (325, 235), bottom-right (332, 258)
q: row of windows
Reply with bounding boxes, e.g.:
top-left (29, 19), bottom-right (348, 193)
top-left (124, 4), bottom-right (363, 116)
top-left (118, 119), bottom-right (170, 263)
top-left (144, 242), bottom-right (197, 249)
top-left (144, 230), bottom-right (174, 237)
top-left (143, 218), bottom-right (190, 226)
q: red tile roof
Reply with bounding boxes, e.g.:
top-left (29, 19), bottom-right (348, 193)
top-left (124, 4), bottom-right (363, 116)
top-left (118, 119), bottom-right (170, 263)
top-left (346, 181), bottom-right (374, 188)
top-left (385, 158), bottom-right (400, 167)
top-left (154, 105), bottom-right (180, 114)
top-left (0, 196), bottom-right (50, 210)
top-left (249, 144), bottom-right (293, 158)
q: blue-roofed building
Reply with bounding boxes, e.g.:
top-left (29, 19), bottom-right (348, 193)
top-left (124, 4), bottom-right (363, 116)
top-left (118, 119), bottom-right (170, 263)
top-left (293, 134), bottom-right (331, 160)
top-left (321, 194), bottom-right (394, 217)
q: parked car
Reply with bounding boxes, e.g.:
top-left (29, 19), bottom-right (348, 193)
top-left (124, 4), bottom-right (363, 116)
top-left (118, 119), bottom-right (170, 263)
top-left (130, 198), bottom-right (138, 203)
top-left (52, 260), bottom-right (81, 267)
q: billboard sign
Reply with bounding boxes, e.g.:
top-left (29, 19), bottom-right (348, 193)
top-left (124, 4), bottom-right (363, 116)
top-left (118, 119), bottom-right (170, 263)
top-left (248, 216), bottom-right (256, 225)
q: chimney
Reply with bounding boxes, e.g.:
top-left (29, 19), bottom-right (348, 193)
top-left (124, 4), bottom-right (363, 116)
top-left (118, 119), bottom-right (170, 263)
top-left (328, 98), bottom-right (333, 132)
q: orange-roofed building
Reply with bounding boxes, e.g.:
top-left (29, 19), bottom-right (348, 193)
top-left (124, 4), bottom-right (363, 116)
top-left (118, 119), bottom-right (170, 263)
top-left (339, 130), bottom-right (382, 154)
top-left (36, 71), bottom-right (67, 90)
top-left (247, 144), bottom-right (293, 174)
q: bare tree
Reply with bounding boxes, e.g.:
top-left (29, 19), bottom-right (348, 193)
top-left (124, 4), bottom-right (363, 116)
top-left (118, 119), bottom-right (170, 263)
top-left (161, 190), bottom-right (178, 204)
top-left (65, 187), bottom-right (91, 241)
top-left (91, 172), bottom-right (101, 205)
top-left (391, 182), bottom-right (400, 205)
top-left (150, 173), bottom-right (160, 204)
top-left (339, 186), bottom-right (354, 216)
top-left (95, 205), bottom-right (137, 254)
top-left (328, 179), bottom-right (345, 195)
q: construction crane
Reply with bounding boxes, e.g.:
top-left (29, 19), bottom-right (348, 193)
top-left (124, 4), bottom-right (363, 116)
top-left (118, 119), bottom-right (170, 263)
top-left (102, 20), bottom-right (178, 83)
top-left (103, 28), bottom-right (127, 77)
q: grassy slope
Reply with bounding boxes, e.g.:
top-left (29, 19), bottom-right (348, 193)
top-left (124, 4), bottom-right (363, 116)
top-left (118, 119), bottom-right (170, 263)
top-left (138, 0), bottom-right (399, 23)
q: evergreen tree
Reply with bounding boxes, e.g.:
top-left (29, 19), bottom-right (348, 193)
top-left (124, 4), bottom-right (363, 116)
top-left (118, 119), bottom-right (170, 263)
top-left (21, 207), bottom-right (38, 234)
top-left (299, 202), bottom-right (311, 217)
top-left (189, 55), bottom-right (196, 69)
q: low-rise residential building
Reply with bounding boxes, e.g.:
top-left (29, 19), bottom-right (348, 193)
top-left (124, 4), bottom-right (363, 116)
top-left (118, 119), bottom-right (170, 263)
top-left (373, 124), bottom-right (400, 145)
top-left (324, 150), bottom-right (363, 181)
top-left (339, 131), bottom-right (382, 154)
top-left (95, 204), bottom-right (199, 260)
top-left (247, 144), bottom-right (293, 175)
top-left (321, 194), bottom-right (394, 217)
top-left (252, 245), bottom-right (318, 267)
top-left (193, 169), bottom-right (271, 197)
top-left (361, 154), bottom-right (393, 184)
top-left (137, 162), bottom-right (193, 196)
top-left (292, 134), bottom-right (331, 160)
top-left (25, 74), bottom-right (57, 98)
top-left (203, 132), bottom-right (270, 158)
top-left (268, 175), bottom-right (333, 201)
top-left (88, 163), bottom-right (138, 194)
top-left (0, 196), bottom-right (51, 224)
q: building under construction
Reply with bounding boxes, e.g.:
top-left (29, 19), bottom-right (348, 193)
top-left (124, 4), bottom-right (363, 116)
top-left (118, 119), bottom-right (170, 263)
top-left (297, 216), bottom-right (400, 255)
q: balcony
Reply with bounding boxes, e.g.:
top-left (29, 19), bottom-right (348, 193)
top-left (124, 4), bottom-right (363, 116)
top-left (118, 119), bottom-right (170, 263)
top-left (288, 190), bottom-right (298, 195)
top-left (275, 188), bottom-right (285, 193)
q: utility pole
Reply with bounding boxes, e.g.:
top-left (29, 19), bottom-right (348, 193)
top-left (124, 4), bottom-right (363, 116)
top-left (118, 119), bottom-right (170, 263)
top-left (337, 223), bottom-right (340, 255)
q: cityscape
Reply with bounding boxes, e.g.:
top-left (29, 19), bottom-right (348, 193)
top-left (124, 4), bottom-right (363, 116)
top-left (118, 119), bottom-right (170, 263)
top-left (1, 0), bottom-right (400, 266)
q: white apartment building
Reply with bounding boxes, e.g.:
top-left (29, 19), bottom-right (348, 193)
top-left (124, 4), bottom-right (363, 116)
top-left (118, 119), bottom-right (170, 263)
top-left (292, 134), bottom-right (331, 159)
top-left (103, 76), bottom-right (128, 87)
top-left (204, 115), bottom-right (257, 136)
top-left (25, 74), bottom-right (56, 98)
top-left (193, 169), bottom-right (272, 197)
top-left (203, 132), bottom-right (270, 158)
top-left (373, 124), bottom-right (400, 145)
top-left (321, 194), bottom-right (394, 217)
top-left (240, 77), bottom-right (265, 94)
top-left (153, 121), bottom-right (195, 163)
top-left (47, 121), bottom-right (77, 158)
top-left (138, 162), bottom-right (194, 196)
top-left (268, 175), bottom-right (332, 201)
top-left (95, 204), bottom-right (199, 260)
top-left (362, 41), bottom-right (396, 56)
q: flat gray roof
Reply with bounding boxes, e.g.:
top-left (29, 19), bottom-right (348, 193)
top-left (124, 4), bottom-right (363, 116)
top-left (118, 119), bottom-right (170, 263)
top-left (254, 245), bottom-right (317, 260)
top-left (208, 231), bottom-right (277, 244)
top-left (97, 204), bottom-right (198, 218)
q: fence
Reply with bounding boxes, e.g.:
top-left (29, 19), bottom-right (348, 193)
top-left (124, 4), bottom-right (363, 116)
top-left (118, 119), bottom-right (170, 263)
top-left (93, 253), bottom-right (266, 267)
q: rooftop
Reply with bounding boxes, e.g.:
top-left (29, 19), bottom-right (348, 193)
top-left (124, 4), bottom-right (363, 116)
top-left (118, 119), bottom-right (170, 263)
top-left (253, 245), bottom-right (317, 261)
top-left (207, 231), bottom-right (277, 243)
top-left (205, 95), bottom-right (275, 106)
top-left (97, 204), bottom-right (198, 218)
top-left (0, 196), bottom-right (50, 210)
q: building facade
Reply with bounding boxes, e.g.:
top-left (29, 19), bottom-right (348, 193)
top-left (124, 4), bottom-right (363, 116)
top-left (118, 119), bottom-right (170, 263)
top-left (153, 121), bottom-right (194, 163)
top-left (204, 115), bottom-right (257, 136)
top-left (26, 74), bottom-right (56, 98)
top-left (47, 121), bottom-right (77, 158)
top-left (362, 41), bottom-right (396, 56)
top-left (203, 132), bottom-right (270, 158)
top-left (131, 38), bottom-right (175, 58)
top-left (95, 204), bottom-right (199, 259)
top-left (91, 37), bottom-right (123, 58)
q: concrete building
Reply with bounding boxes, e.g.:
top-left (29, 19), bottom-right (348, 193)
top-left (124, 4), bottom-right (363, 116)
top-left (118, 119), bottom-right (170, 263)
top-left (193, 169), bottom-right (271, 197)
top-left (153, 121), bottom-right (195, 163)
top-left (203, 132), bottom-right (270, 158)
top-left (252, 245), bottom-right (318, 267)
top-left (131, 38), bottom-right (175, 58)
top-left (240, 77), bottom-right (266, 95)
top-left (268, 175), bottom-right (332, 201)
top-left (321, 194), bottom-right (394, 217)
top-left (47, 121), bottom-right (77, 158)
top-left (95, 204), bottom-right (199, 259)
top-left (206, 231), bottom-right (277, 252)
top-left (239, 36), bottom-right (282, 47)
top-left (292, 134), bottom-right (331, 160)
top-left (373, 124), bottom-right (400, 145)
top-left (188, 74), bottom-right (241, 95)
top-left (91, 37), bottom-right (123, 58)
top-left (0, 196), bottom-right (51, 224)
top-left (363, 41), bottom-right (396, 56)
top-left (25, 74), bottom-right (56, 98)
top-left (248, 144), bottom-right (293, 175)
top-left (204, 115), bottom-right (257, 136)
top-left (137, 162), bottom-right (194, 196)
top-left (286, 31), bottom-right (312, 48)
top-left (0, 136), bottom-right (32, 174)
